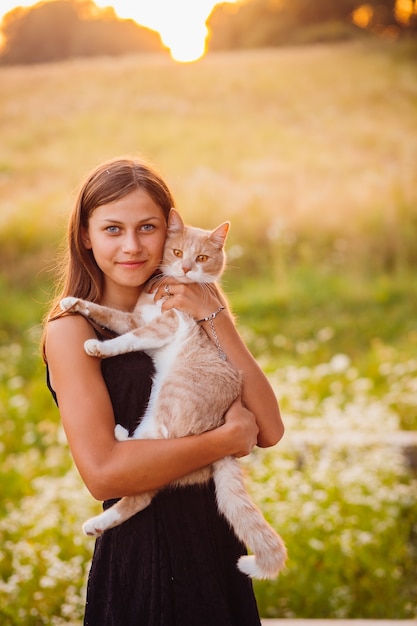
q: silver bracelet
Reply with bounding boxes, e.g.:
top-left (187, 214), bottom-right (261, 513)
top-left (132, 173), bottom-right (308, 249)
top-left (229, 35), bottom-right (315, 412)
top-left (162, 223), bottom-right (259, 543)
top-left (197, 306), bottom-right (225, 323)
top-left (197, 306), bottom-right (227, 361)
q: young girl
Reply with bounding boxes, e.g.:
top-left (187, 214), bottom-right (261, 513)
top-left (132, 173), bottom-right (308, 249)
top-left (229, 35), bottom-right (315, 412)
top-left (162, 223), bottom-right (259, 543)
top-left (42, 156), bottom-right (284, 625)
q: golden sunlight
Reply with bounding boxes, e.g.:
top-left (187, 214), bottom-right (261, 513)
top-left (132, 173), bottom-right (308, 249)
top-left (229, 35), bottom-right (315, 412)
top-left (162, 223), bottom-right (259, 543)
top-left (0, 0), bottom-right (238, 63)
top-left (352, 4), bottom-right (374, 28)
top-left (94, 0), bottom-right (238, 62)
top-left (395, 0), bottom-right (417, 24)
top-left (352, 0), bottom-right (415, 28)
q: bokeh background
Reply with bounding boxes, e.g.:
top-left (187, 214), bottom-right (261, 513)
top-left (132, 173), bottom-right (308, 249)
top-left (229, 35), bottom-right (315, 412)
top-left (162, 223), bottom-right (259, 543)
top-left (0, 1), bottom-right (416, 623)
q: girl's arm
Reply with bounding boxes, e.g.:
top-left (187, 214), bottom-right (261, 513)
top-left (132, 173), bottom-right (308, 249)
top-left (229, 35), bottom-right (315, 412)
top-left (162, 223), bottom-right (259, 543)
top-left (157, 283), bottom-right (284, 448)
top-left (45, 315), bottom-right (259, 502)
top-left (200, 309), bottom-right (283, 448)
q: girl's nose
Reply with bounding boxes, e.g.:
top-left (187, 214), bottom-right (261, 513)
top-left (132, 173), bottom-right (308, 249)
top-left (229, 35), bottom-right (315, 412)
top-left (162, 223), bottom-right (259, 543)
top-left (122, 232), bottom-right (142, 254)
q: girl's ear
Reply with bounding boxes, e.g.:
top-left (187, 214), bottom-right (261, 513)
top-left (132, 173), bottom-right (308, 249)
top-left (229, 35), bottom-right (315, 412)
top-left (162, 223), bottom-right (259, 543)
top-left (81, 227), bottom-right (92, 249)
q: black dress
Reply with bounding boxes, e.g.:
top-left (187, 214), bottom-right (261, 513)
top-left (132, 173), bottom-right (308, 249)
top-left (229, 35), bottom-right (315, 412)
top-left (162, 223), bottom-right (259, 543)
top-left (47, 349), bottom-right (261, 626)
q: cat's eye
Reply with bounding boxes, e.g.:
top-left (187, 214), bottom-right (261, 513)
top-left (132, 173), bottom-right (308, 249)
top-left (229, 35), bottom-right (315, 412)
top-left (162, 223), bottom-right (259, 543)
top-left (196, 255), bottom-right (208, 263)
top-left (173, 249), bottom-right (183, 258)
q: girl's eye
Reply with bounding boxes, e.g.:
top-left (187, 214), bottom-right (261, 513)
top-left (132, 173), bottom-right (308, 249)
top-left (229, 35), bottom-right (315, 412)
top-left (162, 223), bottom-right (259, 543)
top-left (173, 249), bottom-right (183, 258)
top-left (196, 255), bottom-right (208, 263)
top-left (141, 224), bottom-right (155, 232)
top-left (106, 226), bottom-right (120, 234)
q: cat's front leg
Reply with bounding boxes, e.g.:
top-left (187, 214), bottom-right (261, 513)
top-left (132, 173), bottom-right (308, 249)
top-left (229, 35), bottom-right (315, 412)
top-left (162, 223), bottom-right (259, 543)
top-left (60, 297), bottom-right (138, 335)
top-left (60, 297), bottom-right (109, 327)
top-left (84, 331), bottom-right (146, 358)
top-left (60, 296), bottom-right (91, 316)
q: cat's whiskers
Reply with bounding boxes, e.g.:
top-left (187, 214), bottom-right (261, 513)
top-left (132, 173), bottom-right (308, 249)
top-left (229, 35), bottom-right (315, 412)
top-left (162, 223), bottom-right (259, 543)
top-left (197, 282), bottom-right (219, 304)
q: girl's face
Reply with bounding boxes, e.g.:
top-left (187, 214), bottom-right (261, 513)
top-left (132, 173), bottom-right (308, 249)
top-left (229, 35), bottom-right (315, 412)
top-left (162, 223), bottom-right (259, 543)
top-left (82, 188), bottom-right (167, 309)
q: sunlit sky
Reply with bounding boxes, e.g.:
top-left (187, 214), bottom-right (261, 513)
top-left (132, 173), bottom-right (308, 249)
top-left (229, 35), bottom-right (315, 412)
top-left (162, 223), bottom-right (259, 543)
top-left (1, 1), bottom-right (414, 61)
top-left (0, 0), bottom-right (238, 62)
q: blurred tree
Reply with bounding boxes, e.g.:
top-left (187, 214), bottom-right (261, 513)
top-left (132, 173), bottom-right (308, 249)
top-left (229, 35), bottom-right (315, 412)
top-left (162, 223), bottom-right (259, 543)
top-left (411, 0), bottom-right (417, 28)
top-left (1, 1), bottom-right (79, 63)
top-left (0, 0), bottom-right (166, 65)
top-left (207, 0), bottom-right (292, 49)
top-left (207, 0), bottom-right (413, 50)
top-left (286, 0), bottom-right (359, 23)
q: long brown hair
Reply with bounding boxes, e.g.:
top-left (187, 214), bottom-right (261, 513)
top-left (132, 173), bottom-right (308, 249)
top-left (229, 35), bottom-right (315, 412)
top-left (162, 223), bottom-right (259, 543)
top-left (41, 156), bottom-right (175, 360)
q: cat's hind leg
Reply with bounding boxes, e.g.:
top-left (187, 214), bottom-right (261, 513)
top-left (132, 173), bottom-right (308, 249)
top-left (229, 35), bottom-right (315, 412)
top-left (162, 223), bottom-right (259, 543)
top-left (82, 491), bottom-right (156, 537)
top-left (114, 424), bottom-right (129, 440)
top-left (82, 427), bottom-right (158, 536)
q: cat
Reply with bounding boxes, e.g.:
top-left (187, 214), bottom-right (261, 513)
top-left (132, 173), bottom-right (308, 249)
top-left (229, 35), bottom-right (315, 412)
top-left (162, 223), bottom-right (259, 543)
top-left (60, 208), bottom-right (287, 579)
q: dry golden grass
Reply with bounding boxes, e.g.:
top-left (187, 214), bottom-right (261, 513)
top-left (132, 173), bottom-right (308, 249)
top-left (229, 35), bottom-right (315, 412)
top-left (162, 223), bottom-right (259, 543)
top-left (0, 41), bottom-right (416, 263)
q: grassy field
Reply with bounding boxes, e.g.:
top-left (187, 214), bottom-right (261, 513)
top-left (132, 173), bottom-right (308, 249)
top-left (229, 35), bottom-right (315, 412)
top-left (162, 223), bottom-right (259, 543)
top-left (1, 40), bottom-right (416, 265)
top-left (0, 40), bottom-right (416, 622)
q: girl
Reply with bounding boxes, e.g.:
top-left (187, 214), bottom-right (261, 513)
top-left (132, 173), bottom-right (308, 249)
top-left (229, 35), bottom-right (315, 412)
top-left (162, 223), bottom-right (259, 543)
top-left (42, 156), bottom-right (284, 625)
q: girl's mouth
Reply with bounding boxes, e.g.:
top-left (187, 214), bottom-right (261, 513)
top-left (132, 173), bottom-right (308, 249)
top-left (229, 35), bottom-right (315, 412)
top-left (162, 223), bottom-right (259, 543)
top-left (117, 260), bottom-right (147, 269)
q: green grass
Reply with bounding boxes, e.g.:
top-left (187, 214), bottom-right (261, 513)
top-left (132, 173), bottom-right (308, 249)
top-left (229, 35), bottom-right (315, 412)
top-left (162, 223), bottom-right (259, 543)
top-left (1, 273), bottom-right (416, 621)
top-left (228, 266), bottom-right (417, 365)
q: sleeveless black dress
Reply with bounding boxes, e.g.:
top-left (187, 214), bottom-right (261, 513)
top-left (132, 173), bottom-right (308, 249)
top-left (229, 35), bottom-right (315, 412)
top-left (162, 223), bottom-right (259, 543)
top-left (47, 348), bottom-right (261, 626)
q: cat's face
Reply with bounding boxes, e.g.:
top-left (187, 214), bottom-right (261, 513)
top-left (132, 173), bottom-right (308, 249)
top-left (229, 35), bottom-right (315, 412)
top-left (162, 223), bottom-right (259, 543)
top-left (160, 209), bottom-right (229, 284)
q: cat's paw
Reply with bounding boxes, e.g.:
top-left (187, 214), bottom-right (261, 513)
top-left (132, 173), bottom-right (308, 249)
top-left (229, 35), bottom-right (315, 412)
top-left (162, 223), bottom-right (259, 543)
top-left (82, 516), bottom-right (110, 537)
top-left (82, 508), bottom-right (122, 537)
top-left (84, 339), bottom-right (103, 357)
top-left (82, 518), bottom-right (105, 537)
top-left (60, 296), bottom-right (79, 311)
top-left (115, 424), bottom-right (129, 441)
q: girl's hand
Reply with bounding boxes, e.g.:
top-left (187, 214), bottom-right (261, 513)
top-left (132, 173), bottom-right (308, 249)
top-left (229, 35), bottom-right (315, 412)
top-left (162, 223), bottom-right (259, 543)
top-left (222, 397), bottom-right (259, 457)
top-left (152, 280), bottom-right (223, 321)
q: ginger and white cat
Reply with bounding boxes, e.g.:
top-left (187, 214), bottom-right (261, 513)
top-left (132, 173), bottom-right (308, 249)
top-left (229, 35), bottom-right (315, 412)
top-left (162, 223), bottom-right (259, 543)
top-left (60, 208), bottom-right (287, 579)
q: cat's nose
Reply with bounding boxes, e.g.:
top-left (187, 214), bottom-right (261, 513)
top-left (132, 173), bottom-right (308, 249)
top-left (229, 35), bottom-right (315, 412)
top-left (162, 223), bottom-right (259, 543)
top-left (182, 265), bottom-right (191, 274)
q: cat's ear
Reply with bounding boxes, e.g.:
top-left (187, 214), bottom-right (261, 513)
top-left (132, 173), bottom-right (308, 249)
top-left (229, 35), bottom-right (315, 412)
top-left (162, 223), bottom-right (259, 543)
top-left (167, 208), bottom-right (185, 233)
top-left (210, 222), bottom-right (230, 248)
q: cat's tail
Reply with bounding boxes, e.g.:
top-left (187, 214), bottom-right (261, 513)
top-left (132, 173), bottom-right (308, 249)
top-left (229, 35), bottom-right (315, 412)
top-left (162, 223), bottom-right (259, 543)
top-left (212, 457), bottom-right (287, 579)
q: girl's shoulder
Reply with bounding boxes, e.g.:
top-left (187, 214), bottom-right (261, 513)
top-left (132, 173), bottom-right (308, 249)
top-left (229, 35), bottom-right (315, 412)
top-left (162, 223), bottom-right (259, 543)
top-left (45, 313), bottom-right (104, 399)
top-left (47, 310), bottom-right (95, 332)
top-left (45, 313), bottom-right (97, 360)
